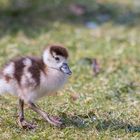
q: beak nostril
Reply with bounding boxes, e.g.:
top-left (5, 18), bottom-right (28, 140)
top-left (60, 63), bottom-right (72, 75)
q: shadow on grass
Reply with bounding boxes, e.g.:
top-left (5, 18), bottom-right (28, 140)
top-left (95, 119), bottom-right (140, 133)
top-left (60, 112), bottom-right (140, 133)
top-left (0, 0), bottom-right (139, 38)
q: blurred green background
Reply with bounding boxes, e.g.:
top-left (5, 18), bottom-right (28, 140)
top-left (0, 0), bottom-right (140, 38)
top-left (0, 0), bottom-right (140, 139)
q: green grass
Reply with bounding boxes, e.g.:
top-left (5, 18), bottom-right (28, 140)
top-left (0, 0), bottom-right (140, 139)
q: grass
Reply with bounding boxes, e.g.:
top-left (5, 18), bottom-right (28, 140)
top-left (0, 0), bottom-right (140, 139)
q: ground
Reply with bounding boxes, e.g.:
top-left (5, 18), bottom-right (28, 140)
top-left (0, 0), bottom-right (140, 140)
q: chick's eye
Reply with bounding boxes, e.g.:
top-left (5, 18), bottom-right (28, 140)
top-left (55, 57), bottom-right (60, 61)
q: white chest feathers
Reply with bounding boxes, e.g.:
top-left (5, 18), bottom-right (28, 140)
top-left (34, 68), bottom-right (68, 100)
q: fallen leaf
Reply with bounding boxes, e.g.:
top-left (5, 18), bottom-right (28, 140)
top-left (92, 58), bottom-right (100, 76)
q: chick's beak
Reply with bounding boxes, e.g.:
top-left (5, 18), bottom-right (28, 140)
top-left (60, 63), bottom-right (72, 75)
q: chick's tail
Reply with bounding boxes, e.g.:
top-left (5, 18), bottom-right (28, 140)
top-left (0, 78), bottom-right (11, 95)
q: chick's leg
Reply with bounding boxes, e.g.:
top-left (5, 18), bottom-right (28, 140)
top-left (28, 102), bottom-right (63, 127)
top-left (18, 99), bottom-right (36, 129)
